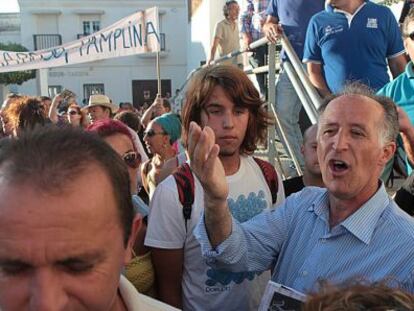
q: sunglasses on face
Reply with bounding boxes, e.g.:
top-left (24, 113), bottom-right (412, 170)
top-left (405, 31), bottom-right (414, 41)
top-left (144, 129), bottom-right (166, 137)
top-left (122, 151), bottom-right (141, 169)
top-left (68, 110), bottom-right (80, 115)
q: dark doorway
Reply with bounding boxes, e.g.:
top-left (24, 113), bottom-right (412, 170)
top-left (132, 79), bottom-right (171, 108)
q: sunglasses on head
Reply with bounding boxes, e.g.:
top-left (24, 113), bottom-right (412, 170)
top-left (68, 110), bottom-right (80, 115)
top-left (405, 31), bottom-right (414, 41)
top-left (122, 151), bottom-right (141, 169)
top-left (144, 129), bottom-right (166, 137)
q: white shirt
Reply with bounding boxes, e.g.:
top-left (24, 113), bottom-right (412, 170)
top-left (119, 275), bottom-right (179, 311)
top-left (145, 156), bottom-right (285, 311)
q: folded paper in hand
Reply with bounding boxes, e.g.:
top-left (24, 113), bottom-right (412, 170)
top-left (258, 281), bottom-right (306, 311)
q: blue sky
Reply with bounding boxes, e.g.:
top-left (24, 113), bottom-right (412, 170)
top-left (0, 0), bottom-right (20, 13)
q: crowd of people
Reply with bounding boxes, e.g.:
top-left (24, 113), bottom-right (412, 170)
top-left (1, 0), bottom-right (414, 310)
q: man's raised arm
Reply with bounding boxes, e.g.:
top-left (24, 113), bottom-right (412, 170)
top-left (187, 121), bottom-right (232, 247)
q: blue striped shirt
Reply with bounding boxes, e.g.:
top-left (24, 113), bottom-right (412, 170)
top-left (194, 184), bottom-right (414, 293)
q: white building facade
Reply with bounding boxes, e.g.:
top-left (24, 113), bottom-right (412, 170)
top-left (0, 0), bottom-right (189, 107)
top-left (0, 0), bottom-right (255, 107)
top-left (186, 0), bottom-right (244, 75)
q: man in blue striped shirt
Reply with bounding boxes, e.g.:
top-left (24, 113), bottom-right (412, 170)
top-left (190, 82), bottom-right (414, 294)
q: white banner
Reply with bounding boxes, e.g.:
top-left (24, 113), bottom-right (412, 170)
top-left (0, 7), bottom-right (160, 73)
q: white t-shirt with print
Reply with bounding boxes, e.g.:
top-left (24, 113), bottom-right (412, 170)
top-left (145, 156), bottom-right (285, 311)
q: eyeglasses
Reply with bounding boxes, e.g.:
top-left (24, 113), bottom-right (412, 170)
top-left (68, 110), bottom-right (80, 115)
top-left (144, 129), bottom-right (166, 137)
top-left (122, 151), bottom-right (141, 169)
top-left (405, 31), bottom-right (414, 40)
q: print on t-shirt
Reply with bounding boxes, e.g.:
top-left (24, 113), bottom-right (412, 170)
top-left (204, 191), bottom-right (267, 292)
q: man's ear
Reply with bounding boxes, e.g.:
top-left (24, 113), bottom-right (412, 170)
top-left (124, 215), bottom-right (142, 264)
top-left (404, 38), bottom-right (409, 53)
top-left (105, 107), bottom-right (111, 118)
top-left (379, 141), bottom-right (397, 166)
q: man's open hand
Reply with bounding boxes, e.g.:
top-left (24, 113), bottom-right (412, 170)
top-left (187, 121), bottom-right (228, 203)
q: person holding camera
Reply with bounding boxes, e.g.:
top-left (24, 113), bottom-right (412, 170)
top-left (49, 91), bottom-right (88, 128)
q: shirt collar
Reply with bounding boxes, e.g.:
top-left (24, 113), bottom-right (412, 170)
top-left (406, 61), bottom-right (414, 79)
top-left (119, 275), bottom-right (179, 310)
top-left (340, 183), bottom-right (389, 244)
top-left (119, 275), bottom-right (139, 310)
top-left (307, 189), bottom-right (330, 222)
top-left (223, 18), bottom-right (234, 25)
top-left (308, 183), bottom-right (390, 244)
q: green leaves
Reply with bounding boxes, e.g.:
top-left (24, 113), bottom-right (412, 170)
top-left (0, 42), bottom-right (36, 85)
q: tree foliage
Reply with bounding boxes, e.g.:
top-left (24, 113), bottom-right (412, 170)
top-left (0, 42), bottom-right (36, 85)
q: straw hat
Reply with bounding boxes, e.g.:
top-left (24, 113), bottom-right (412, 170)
top-left (86, 94), bottom-right (118, 113)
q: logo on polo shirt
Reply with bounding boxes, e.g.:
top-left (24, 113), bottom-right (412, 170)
top-left (367, 18), bottom-right (378, 29)
top-left (323, 25), bottom-right (344, 36)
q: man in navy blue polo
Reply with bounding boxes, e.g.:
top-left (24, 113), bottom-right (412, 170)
top-left (303, 0), bottom-right (407, 96)
top-left (263, 0), bottom-right (325, 175)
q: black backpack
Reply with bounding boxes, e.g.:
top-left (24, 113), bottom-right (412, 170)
top-left (173, 157), bottom-right (279, 230)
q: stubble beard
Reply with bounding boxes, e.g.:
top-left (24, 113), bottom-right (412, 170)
top-left (219, 149), bottom-right (238, 157)
top-left (218, 142), bottom-right (242, 157)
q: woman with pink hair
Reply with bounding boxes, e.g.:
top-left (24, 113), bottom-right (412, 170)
top-left (87, 119), bottom-right (155, 296)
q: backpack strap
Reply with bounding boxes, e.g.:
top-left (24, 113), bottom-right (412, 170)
top-left (253, 157), bottom-right (278, 205)
top-left (384, 135), bottom-right (408, 188)
top-left (172, 163), bottom-right (195, 232)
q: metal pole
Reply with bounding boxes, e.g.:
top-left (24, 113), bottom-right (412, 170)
top-left (208, 38), bottom-right (269, 67)
top-left (249, 37), bottom-right (268, 50)
top-left (267, 43), bottom-right (277, 168)
top-left (156, 51), bottom-right (161, 95)
top-left (280, 33), bottom-right (322, 111)
top-left (270, 103), bottom-right (303, 177)
top-left (284, 62), bottom-right (318, 124)
top-left (266, 42), bottom-right (291, 179)
top-left (267, 43), bottom-right (303, 177)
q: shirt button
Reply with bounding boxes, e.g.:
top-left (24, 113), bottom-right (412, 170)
top-left (320, 238), bottom-right (327, 243)
top-left (302, 271), bottom-right (308, 276)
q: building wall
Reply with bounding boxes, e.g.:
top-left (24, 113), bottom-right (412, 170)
top-left (0, 31), bottom-right (21, 45)
top-left (187, 0), bottom-right (225, 73)
top-left (0, 13), bottom-right (21, 44)
top-left (186, 0), bottom-right (244, 75)
top-left (0, 0), bottom-right (253, 103)
top-left (3, 0), bottom-right (188, 106)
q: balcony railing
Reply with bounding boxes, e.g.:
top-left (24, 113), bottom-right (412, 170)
top-left (33, 34), bottom-right (62, 50)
